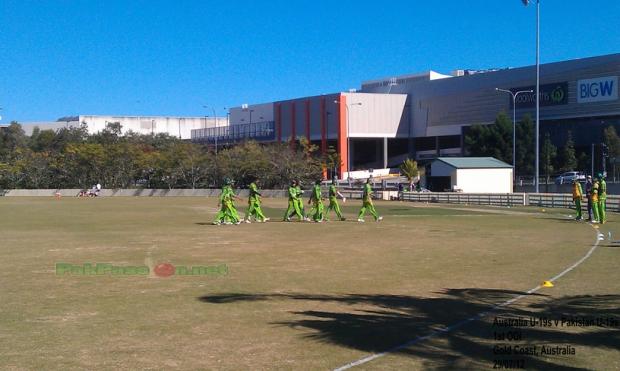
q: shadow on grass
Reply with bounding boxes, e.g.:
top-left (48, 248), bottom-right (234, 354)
top-left (198, 289), bottom-right (620, 369)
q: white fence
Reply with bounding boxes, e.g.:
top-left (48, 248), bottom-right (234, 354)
top-left (401, 192), bottom-right (526, 207)
top-left (401, 191), bottom-right (619, 212)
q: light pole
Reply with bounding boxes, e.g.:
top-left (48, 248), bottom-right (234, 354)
top-left (334, 100), bottom-right (362, 179)
top-left (522, 0), bottom-right (541, 192)
top-left (204, 105), bottom-right (218, 153)
top-left (495, 88), bottom-right (533, 185)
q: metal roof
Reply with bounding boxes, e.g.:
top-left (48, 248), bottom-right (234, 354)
top-left (434, 157), bottom-right (513, 169)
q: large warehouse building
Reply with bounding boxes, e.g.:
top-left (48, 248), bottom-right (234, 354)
top-left (17, 115), bottom-right (227, 140)
top-left (193, 53), bottom-right (620, 179)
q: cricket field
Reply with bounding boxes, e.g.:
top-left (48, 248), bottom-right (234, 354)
top-left (1, 197), bottom-right (619, 370)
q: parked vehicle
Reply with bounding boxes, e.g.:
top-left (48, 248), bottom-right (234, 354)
top-left (555, 171), bottom-right (586, 184)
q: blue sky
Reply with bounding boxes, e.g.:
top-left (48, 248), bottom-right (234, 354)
top-left (0, 0), bottom-right (618, 122)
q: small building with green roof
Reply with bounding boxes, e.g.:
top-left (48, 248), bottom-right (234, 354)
top-left (429, 157), bottom-right (513, 193)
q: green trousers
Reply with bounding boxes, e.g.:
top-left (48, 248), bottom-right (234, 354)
top-left (358, 201), bottom-right (379, 220)
top-left (599, 199), bottom-right (606, 223)
top-left (295, 199), bottom-right (306, 218)
top-left (574, 198), bottom-right (582, 219)
top-left (284, 200), bottom-right (303, 220)
top-left (214, 207), bottom-right (227, 223)
top-left (309, 201), bottom-right (324, 222)
top-left (326, 198), bottom-right (343, 220)
top-left (214, 202), bottom-right (239, 223)
top-left (246, 200), bottom-right (266, 221)
top-left (228, 202), bottom-right (240, 222)
top-left (592, 201), bottom-right (600, 222)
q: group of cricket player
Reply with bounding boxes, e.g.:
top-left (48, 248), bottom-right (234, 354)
top-left (212, 178), bottom-right (383, 225)
top-left (572, 173), bottom-right (607, 223)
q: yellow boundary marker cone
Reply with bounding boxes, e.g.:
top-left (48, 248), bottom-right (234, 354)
top-left (542, 281), bottom-right (554, 288)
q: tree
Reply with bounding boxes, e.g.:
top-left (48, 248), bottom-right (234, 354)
top-left (541, 133), bottom-right (557, 192)
top-left (22, 150), bottom-right (53, 188)
top-left (0, 125), bottom-right (327, 190)
top-left (323, 146), bottom-right (343, 180)
top-left (603, 125), bottom-right (620, 180)
top-left (29, 128), bottom-right (57, 152)
top-left (577, 151), bottom-right (590, 176)
top-left (558, 131), bottom-right (577, 173)
top-left (515, 114), bottom-right (535, 177)
top-left (464, 112), bottom-right (512, 164)
top-left (156, 142), bottom-right (212, 189)
top-left (0, 122), bottom-right (28, 159)
top-left (90, 122), bottom-right (122, 145)
top-left (0, 147), bottom-right (29, 188)
top-left (52, 124), bottom-right (89, 149)
top-left (61, 143), bottom-right (106, 187)
top-left (399, 158), bottom-right (420, 190)
top-left (265, 142), bottom-right (323, 188)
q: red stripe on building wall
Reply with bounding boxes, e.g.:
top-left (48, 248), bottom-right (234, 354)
top-left (337, 94), bottom-right (348, 177)
top-left (320, 98), bottom-right (326, 154)
top-left (305, 100), bottom-right (311, 140)
top-left (290, 102), bottom-right (296, 149)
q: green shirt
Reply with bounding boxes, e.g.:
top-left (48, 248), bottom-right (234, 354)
top-left (363, 183), bottom-right (372, 202)
top-left (600, 179), bottom-right (607, 199)
top-left (225, 185), bottom-right (235, 204)
top-left (219, 186), bottom-right (228, 203)
top-left (288, 186), bottom-right (298, 201)
top-left (592, 182), bottom-right (599, 201)
top-left (312, 185), bottom-right (322, 202)
top-left (295, 185), bottom-right (304, 200)
top-left (249, 183), bottom-right (261, 202)
top-left (329, 184), bottom-right (337, 199)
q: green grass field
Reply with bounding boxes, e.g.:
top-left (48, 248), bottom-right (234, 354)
top-left (1, 197), bottom-right (619, 370)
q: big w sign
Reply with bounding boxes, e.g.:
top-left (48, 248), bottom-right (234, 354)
top-left (577, 76), bottom-right (618, 104)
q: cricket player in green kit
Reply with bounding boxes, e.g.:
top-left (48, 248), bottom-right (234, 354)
top-left (326, 180), bottom-right (346, 221)
top-left (598, 173), bottom-right (607, 224)
top-left (213, 183), bottom-right (230, 225)
top-left (284, 180), bottom-right (303, 221)
top-left (308, 180), bottom-right (325, 222)
top-left (245, 180), bottom-right (269, 223)
top-left (213, 179), bottom-right (241, 225)
top-left (357, 178), bottom-right (383, 222)
top-left (225, 181), bottom-right (242, 224)
top-left (294, 180), bottom-right (310, 221)
top-left (591, 179), bottom-right (600, 223)
top-left (572, 179), bottom-right (583, 220)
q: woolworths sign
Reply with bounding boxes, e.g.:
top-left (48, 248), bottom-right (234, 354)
top-left (511, 82), bottom-right (568, 108)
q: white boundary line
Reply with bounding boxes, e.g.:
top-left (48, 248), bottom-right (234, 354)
top-left (333, 222), bottom-right (603, 371)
